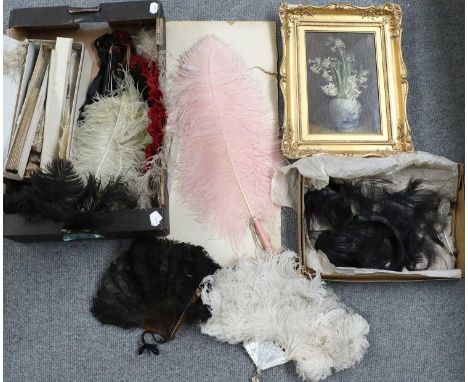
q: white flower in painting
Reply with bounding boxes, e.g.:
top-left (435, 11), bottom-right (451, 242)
top-left (321, 58), bottom-right (332, 68)
top-left (345, 53), bottom-right (355, 63)
top-left (344, 77), bottom-right (360, 100)
top-left (335, 38), bottom-right (345, 49)
top-left (358, 70), bottom-right (369, 85)
top-left (309, 37), bottom-right (369, 100)
top-left (322, 71), bottom-right (333, 82)
top-left (326, 37), bottom-right (346, 53)
top-left (309, 58), bottom-right (322, 74)
top-left (344, 72), bottom-right (368, 100)
top-left (321, 82), bottom-right (338, 97)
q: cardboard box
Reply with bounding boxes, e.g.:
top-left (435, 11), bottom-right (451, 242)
top-left (3, 1), bottom-right (170, 242)
top-left (297, 164), bottom-right (465, 282)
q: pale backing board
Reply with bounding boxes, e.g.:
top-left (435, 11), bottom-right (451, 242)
top-left (165, 21), bottom-right (281, 266)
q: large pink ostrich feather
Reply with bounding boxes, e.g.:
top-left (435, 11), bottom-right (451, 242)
top-left (171, 36), bottom-right (282, 246)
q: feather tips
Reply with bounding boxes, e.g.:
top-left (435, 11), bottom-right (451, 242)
top-left (171, 36), bottom-right (282, 242)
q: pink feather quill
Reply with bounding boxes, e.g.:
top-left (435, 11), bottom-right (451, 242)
top-left (171, 36), bottom-right (282, 251)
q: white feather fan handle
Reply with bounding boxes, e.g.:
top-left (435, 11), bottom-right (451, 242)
top-left (171, 36), bottom-right (282, 247)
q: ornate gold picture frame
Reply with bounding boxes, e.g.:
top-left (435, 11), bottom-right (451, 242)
top-left (279, 3), bottom-right (413, 158)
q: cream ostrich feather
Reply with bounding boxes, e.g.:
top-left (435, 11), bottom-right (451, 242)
top-left (133, 29), bottom-right (163, 65)
top-left (72, 73), bottom-right (151, 185)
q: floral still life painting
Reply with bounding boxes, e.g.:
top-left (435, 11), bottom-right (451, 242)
top-left (306, 32), bottom-right (381, 135)
top-left (280, 3), bottom-right (413, 158)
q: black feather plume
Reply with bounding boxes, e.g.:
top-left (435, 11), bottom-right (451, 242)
top-left (4, 159), bottom-right (84, 221)
top-left (91, 237), bottom-right (220, 352)
top-left (305, 178), bottom-right (452, 271)
top-left (4, 158), bottom-right (137, 230)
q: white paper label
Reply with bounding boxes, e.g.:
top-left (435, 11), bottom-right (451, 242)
top-left (149, 211), bottom-right (163, 226)
top-left (149, 2), bottom-right (159, 14)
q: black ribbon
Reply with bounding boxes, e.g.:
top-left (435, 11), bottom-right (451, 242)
top-left (138, 331), bottom-right (164, 356)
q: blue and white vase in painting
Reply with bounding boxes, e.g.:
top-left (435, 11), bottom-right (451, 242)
top-left (329, 98), bottom-right (362, 132)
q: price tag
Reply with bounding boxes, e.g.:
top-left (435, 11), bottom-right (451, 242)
top-left (149, 211), bottom-right (163, 226)
top-left (149, 2), bottom-right (159, 14)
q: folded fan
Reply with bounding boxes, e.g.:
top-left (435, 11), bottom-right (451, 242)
top-left (91, 237), bottom-right (220, 354)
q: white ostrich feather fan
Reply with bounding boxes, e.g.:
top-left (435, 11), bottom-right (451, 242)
top-left (200, 251), bottom-right (369, 381)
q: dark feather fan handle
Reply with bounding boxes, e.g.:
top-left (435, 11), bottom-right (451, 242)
top-left (168, 287), bottom-right (202, 341)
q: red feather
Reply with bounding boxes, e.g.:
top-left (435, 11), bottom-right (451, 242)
top-left (130, 55), bottom-right (167, 163)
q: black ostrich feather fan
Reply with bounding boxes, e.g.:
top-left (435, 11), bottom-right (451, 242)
top-left (3, 158), bottom-right (137, 231)
top-left (305, 178), bottom-right (452, 271)
top-left (91, 237), bottom-right (220, 355)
